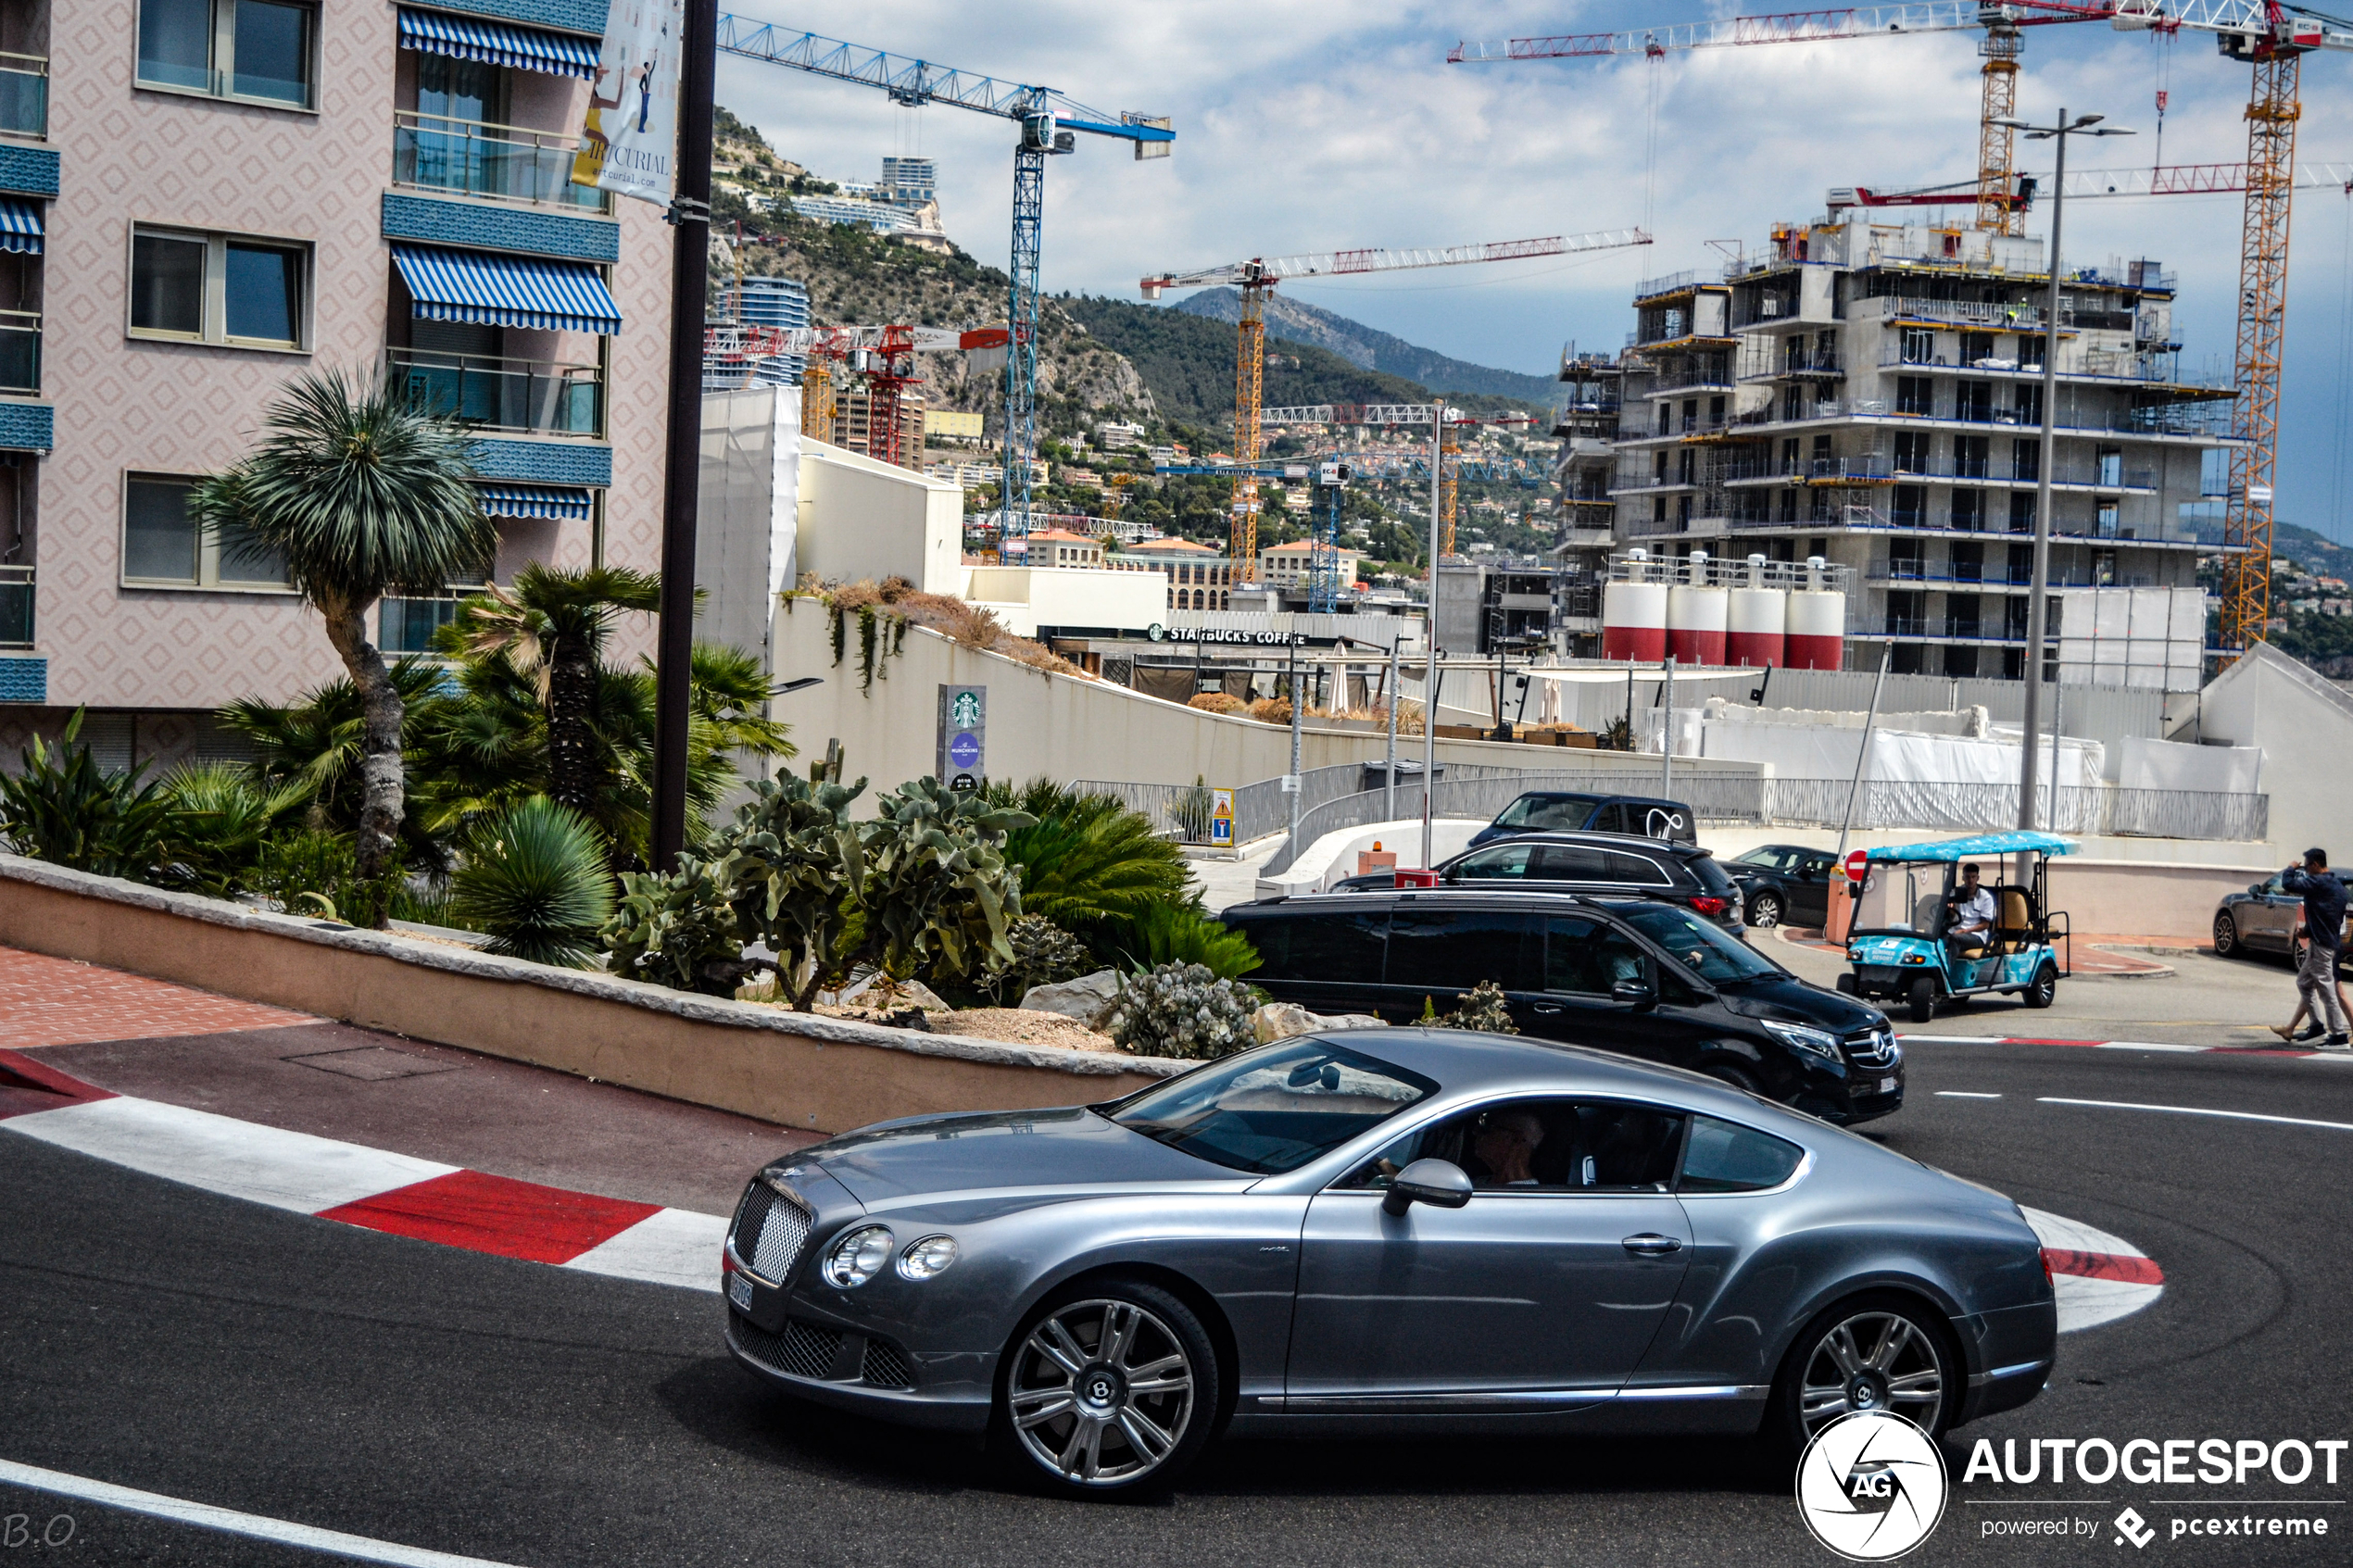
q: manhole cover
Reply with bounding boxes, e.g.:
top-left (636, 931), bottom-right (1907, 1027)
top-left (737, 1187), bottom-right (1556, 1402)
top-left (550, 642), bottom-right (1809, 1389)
top-left (282, 1046), bottom-right (464, 1082)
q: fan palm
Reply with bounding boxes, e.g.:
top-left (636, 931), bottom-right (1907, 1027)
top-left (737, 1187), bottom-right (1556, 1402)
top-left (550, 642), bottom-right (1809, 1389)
top-left (445, 564), bottom-right (659, 814)
top-left (191, 370), bottom-right (494, 905)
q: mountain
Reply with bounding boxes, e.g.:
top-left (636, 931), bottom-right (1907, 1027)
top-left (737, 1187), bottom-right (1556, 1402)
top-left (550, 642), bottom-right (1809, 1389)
top-left (1172, 287), bottom-right (1560, 405)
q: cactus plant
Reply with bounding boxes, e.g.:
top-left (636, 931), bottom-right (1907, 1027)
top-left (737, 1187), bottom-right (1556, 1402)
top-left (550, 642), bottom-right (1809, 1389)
top-left (1105, 961), bottom-right (1258, 1060)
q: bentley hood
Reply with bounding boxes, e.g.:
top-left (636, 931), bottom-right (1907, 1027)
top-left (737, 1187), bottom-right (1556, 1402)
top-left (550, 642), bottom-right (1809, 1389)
top-left (807, 1106), bottom-right (1238, 1206)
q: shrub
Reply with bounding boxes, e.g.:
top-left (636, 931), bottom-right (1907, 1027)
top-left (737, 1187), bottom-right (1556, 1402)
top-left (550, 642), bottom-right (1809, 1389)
top-left (249, 828), bottom-right (406, 927)
top-left (1187, 692), bottom-right (1245, 716)
top-left (990, 778), bottom-right (1190, 938)
top-left (851, 777), bottom-right (1030, 987)
top-left (1434, 979), bottom-right (1519, 1035)
top-left (1105, 961), bottom-right (1257, 1060)
top-left (0, 711), bottom-right (174, 880)
top-left (985, 914), bottom-right (1098, 1003)
top-left (724, 772), bottom-right (867, 1006)
top-left (603, 852), bottom-right (747, 996)
top-left (449, 797), bottom-right (613, 968)
top-left (1115, 899), bottom-right (1261, 980)
top-left (156, 762), bottom-right (310, 897)
top-left (1247, 696), bottom-right (1293, 726)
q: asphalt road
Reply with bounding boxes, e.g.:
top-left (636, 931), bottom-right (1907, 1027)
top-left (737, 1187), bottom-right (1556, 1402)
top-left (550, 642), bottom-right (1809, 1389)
top-left (6, 1038), bottom-right (2351, 1568)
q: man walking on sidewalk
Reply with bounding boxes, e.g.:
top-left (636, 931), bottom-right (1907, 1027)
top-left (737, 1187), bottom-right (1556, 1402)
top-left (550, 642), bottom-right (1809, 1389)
top-left (2275, 848), bottom-right (2349, 1047)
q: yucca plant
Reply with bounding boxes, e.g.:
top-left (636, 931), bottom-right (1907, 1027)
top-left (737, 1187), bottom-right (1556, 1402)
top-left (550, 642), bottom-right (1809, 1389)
top-left (157, 762), bottom-right (313, 897)
top-left (1114, 898), bottom-right (1262, 982)
top-left (449, 797), bottom-right (613, 968)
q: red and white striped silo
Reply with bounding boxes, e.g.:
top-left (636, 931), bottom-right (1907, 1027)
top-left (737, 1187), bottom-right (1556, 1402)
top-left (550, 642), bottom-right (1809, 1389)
top-left (1785, 557), bottom-right (1846, 670)
top-left (1727, 555), bottom-right (1786, 667)
top-left (1667, 551), bottom-right (1728, 665)
top-left (1602, 551), bottom-right (1667, 660)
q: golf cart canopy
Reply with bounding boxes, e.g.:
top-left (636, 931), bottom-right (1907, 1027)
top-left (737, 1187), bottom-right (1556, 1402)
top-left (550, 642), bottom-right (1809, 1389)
top-left (1864, 832), bottom-right (2078, 864)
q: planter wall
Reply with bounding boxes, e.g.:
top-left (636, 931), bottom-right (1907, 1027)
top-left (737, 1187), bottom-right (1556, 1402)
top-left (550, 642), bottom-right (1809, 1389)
top-left (0, 856), bottom-right (1181, 1134)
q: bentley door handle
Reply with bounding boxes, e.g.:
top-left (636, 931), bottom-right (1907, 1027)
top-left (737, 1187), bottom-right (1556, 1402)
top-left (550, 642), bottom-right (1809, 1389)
top-left (1621, 1234), bottom-right (1683, 1255)
top-left (1533, 1004), bottom-right (1564, 1014)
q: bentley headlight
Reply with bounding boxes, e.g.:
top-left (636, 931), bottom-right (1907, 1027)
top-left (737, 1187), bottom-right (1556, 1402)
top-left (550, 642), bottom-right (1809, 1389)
top-left (1760, 1019), bottom-right (1843, 1061)
top-left (823, 1224), bottom-right (895, 1288)
top-left (897, 1235), bottom-right (960, 1281)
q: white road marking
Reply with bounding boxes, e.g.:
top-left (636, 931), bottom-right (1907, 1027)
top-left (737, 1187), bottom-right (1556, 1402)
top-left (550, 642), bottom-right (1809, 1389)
top-left (2019, 1206), bottom-right (2164, 1334)
top-left (3, 1098), bottom-right (458, 1213)
top-left (2093, 1041), bottom-right (2209, 1053)
top-left (0, 1458), bottom-right (532, 1567)
top-left (563, 1207), bottom-right (726, 1293)
top-left (2038, 1098), bottom-right (2353, 1134)
top-left (1935, 1091), bottom-right (2002, 1098)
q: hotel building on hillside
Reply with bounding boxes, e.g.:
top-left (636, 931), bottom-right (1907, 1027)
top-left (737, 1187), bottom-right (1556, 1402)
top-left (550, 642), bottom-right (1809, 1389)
top-left (1553, 212), bottom-right (2233, 686)
top-left (0, 0), bottom-right (674, 765)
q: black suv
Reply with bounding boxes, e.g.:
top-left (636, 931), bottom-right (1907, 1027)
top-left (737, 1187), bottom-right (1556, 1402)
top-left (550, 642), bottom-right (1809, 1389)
top-left (1724, 843), bottom-right (1843, 929)
top-left (1467, 791), bottom-right (1695, 849)
top-left (1331, 831), bottom-right (1745, 929)
top-left (1222, 888), bottom-right (1903, 1124)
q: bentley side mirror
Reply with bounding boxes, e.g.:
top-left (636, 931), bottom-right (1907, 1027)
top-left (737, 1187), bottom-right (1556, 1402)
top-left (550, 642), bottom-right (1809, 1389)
top-left (1382, 1158), bottom-right (1474, 1216)
top-left (1611, 977), bottom-right (1655, 1008)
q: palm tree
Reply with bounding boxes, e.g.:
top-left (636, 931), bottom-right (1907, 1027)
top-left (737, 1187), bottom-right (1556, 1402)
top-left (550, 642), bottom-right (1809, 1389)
top-left (193, 370), bottom-right (493, 902)
top-left (446, 564), bottom-right (659, 815)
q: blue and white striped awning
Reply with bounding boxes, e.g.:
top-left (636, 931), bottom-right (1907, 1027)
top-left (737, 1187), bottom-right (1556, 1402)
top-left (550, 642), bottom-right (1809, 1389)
top-left (477, 483), bottom-right (594, 521)
top-left (396, 8), bottom-right (599, 79)
top-left (0, 198), bottom-right (43, 256)
top-left (392, 244), bottom-right (622, 335)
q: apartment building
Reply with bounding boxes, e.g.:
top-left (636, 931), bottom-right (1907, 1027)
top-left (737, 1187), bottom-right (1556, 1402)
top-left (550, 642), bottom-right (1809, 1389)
top-left (1258, 538), bottom-right (1361, 592)
top-left (0, 0), bottom-right (673, 757)
top-left (1024, 528), bottom-right (1101, 569)
top-left (1108, 535), bottom-right (1230, 611)
top-left (702, 273), bottom-right (805, 389)
top-left (1595, 214), bottom-right (2233, 682)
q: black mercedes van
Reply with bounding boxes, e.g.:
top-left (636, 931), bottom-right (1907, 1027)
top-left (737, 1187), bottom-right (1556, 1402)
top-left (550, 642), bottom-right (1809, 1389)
top-left (1222, 888), bottom-right (1903, 1124)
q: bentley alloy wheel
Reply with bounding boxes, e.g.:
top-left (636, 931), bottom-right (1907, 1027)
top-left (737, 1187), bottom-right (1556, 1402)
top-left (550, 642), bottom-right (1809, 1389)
top-left (1795, 1306), bottom-right (1948, 1439)
top-left (1006, 1294), bottom-right (1200, 1489)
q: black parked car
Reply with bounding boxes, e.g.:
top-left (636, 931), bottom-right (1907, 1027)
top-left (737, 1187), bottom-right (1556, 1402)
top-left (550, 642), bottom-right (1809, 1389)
top-left (1725, 843), bottom-right (1843, 929)
top-left (1221, 889), bottom-right (1903, 1124)
top-left (1331, 832), bottom-right (1744, 930)
top-left (1466, 791), bottom-right (1696, 849)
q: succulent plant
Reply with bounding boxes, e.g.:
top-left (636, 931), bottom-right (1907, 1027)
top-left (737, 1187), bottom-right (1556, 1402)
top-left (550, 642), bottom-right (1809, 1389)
top-left (1106, 961), bottom-right (1259, 1060)
top-left (1435, 979), bottom-right (1519, 1035)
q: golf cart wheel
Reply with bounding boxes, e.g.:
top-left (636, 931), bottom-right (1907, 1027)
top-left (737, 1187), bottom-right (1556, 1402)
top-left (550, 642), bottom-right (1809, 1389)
top-left (1834, 972), bottom-right (1859, 997)
top-left (1747, 893), bottom-right (1784, 929)
top-left (1906, 975), bottom-right (1937, 1023)
top-left (2024, 964), bottom-right (2057, 1010)
top-left (2213, 911), bottom-right (2241, 959)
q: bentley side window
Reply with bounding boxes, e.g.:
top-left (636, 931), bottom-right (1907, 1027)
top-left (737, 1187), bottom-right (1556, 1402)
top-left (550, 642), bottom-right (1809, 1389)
top-left (1339, 1099), bottom-right (1683, 1193)
top-left (1678, 1115), bottom-right (1806, 1193)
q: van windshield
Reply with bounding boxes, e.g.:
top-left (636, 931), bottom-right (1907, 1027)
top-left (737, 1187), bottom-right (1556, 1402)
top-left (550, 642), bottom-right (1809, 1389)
top-left (1494, 793), bottom-right (1604, 830)
top-left (1109, 1040), bottom-right (1438, 1174)
top-left (1617, 904), bottom-right (1782, 985)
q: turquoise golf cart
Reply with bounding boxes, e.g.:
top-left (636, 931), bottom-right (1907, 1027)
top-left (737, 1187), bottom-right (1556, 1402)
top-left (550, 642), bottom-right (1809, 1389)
top-left (1837, 832), bottom-right (2076, 1022)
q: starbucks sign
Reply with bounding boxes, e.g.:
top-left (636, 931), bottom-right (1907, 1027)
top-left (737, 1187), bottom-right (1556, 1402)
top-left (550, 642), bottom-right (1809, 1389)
top-left (937, 684), bottom-right (987, 791)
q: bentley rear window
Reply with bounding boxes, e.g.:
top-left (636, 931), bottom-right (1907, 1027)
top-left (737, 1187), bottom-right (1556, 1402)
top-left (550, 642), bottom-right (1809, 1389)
top-left (1108, 1040), bottom-right (1437, 1174)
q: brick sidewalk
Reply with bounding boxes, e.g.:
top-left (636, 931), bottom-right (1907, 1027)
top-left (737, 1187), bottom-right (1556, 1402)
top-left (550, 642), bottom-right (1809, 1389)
top-left (0, 947), bottom-right (313, 1048)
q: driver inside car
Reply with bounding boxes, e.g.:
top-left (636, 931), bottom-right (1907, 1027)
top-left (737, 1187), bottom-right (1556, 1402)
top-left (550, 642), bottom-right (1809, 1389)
top-left (1466, 1107), bottom-right (1547, 1186)
top-left (1944, 861), bottom-right (1995, 970)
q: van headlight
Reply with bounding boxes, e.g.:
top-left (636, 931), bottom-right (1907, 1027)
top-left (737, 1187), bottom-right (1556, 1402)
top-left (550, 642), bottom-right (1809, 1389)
top-left (822, 1225), bottom-right (895, 1288)
top-left (1759, 1019), bottom-right (1843, 1061)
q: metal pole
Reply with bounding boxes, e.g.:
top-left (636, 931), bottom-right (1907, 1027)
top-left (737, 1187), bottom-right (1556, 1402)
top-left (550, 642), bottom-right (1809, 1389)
top-left (1660, 655), bottom-right (1675, 799)
top-left (1384, 636), bottom-right (1399, 822)
top-left (2019, 109), bottom-right (2068, 831)
top-left (2048, 678), bottom-right (2065, 831)
top-left (1834, 643), bottom-right (1894, 863)
top-left (650, 0), bottom-right (717, 873)
top-left (1422, 404), bottom-right (1443, 869)
top-left (1287, 635), bottom-right (1303, 850)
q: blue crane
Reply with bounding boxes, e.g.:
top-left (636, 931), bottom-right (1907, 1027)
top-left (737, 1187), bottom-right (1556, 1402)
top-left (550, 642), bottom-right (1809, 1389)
top-left (714, 19), bottom-right (1174, 539)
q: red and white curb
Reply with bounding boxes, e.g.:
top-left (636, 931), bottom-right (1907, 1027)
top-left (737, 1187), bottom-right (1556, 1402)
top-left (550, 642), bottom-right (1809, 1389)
top-left (2020, 1205), bottom-right (2164, 1334)
top-left (0, 1050), bottom-right (724, 1292)
top-left (1901, 1033), bottom-right (2353, 1060)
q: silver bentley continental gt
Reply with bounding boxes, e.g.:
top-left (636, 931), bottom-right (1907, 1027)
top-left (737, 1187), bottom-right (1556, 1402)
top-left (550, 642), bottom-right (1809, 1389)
top-left (721, 1031), bottom-right (2055, 1496)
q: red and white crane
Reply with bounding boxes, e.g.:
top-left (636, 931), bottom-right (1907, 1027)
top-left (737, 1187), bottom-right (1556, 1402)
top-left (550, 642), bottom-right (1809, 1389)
top-left (703, 323), bottom-right (1010, 470)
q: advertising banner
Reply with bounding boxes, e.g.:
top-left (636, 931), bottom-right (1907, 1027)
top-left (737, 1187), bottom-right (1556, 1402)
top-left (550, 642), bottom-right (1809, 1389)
top-left (572, 0), bottom-right (686, 207)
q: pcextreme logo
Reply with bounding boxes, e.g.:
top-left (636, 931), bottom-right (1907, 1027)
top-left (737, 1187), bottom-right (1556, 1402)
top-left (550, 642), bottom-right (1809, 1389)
top-left (1796, 1411), bottom-right (1950, 1561)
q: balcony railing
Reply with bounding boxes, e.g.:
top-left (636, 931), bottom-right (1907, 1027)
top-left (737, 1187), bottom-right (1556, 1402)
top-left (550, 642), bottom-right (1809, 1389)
top-left (0, 308), bottom-right (36, 394)
top-left (393, 111), bottom-right (606, 211)
top-left (0, 562), bottom-right (29, 647)
top-left (0, 52), bottom-right (44, 137)
top-left (390, 348), bottom-right (603, 438)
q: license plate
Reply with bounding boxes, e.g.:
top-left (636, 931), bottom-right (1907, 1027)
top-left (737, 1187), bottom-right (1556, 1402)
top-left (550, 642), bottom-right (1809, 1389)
top-left (728, 1273), bottom-right (753, 1311)
top-left (1879, 1076), bottom-right (1899, 1096)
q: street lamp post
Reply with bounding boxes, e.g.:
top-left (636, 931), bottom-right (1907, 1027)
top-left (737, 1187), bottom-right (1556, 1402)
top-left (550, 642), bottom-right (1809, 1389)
top-left (1421, 404), bottom-right (1446, 870)
top-left (1994, 107), bottom-right (2133, 831)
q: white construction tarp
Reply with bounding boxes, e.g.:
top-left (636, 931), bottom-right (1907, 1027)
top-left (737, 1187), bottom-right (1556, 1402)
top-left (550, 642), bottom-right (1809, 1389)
top-left (2117, 735), bottom-right (2262, 795)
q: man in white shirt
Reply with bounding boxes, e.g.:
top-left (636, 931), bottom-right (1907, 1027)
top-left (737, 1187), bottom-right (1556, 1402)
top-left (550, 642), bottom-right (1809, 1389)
top-left (1944, 862), bottom-right (1996, 968)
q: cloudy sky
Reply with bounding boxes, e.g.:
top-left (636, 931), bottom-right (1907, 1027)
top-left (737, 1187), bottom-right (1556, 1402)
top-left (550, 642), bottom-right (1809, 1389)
top-left (713, 2), bottom-right (2353, 541)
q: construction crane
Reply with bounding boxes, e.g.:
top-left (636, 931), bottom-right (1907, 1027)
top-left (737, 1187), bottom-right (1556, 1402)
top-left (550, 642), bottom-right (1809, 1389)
top-left (1139, 230), bottom-right (1650, 571)
top-left (715, 19), bottom-right (1172, 538)
top-left (1449, 2), bottom-right (2353, 657)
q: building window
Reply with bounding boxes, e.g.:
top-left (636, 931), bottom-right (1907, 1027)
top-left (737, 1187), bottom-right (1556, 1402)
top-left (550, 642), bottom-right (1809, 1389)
top-left (1895, 376), bottom-right (1933, 417)
top-left (121, 472), bottom-right (292, 590)
top-left (137, 0), bottom-right (318, 109)
top-left (130, 226), bottom-right (309, 349)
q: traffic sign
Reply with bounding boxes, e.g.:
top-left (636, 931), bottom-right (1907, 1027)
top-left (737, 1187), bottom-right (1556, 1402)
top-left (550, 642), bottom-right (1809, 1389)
top-left (1209, 787), bottom-right (1235, 848)
top-left (1843, 849), bottom-right (1869, 883)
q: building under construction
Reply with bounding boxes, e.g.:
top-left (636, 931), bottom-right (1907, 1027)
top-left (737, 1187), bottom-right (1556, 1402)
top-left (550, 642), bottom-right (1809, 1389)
top-left (828, 386), bottom-right (927, 470)
top-left (1554, 212), bottom-right (2237, 688)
